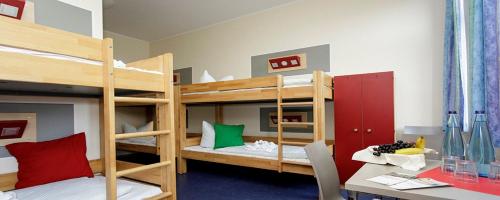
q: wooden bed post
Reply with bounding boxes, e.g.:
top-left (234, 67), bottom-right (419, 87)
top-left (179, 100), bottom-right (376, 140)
top-left (177, 103), bottom-right (188, 174)
top-left (160, 53), bottom-right (177, 200)
top-left (276, 75), bottom-right (283, 172)
top-left (102, 38), bottom-right (117, 200)
top-left (313, 71), bottom-right (326, 141)
top-left (174, 86), bottom-right (181, 166)
top-left (215, 104), bottom-right (224, 123)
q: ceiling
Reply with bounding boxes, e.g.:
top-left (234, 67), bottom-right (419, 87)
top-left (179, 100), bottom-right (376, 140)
top-left (103, 0), bottom-right (298, 41)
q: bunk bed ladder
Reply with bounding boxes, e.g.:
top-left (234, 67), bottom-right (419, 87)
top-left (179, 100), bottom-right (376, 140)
top-left (103, 41), bottom-right (175, 200)
top-left (277, 71), bottom-right (326, 172)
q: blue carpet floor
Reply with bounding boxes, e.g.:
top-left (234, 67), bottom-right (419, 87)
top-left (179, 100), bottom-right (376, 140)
top-left (118, 152), bottom-right (394, 200)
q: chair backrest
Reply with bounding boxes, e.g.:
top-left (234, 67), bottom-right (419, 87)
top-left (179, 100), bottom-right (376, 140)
top-left (305, 141), bottom-right (343, 200)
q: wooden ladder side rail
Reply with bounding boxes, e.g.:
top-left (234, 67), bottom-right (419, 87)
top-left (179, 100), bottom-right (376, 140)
top-left (177, 102), bottom-right (188, 174)
top-left (276, 75), bottom-right (284, 173)
top-left (102, 38), bottom-right (118, 200)
top-left (159, 53), bottom-right (176, 200)
top-left (313, 70), bottom-right (326, 141)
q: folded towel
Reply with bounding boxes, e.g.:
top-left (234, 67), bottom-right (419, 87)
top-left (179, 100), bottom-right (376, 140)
top-left (245, 140), bottom-right (277, 152)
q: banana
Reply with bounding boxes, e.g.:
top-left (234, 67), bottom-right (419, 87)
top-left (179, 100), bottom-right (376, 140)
top-left (395, 148), bottom-right (424, 155)
top-left (416, 136), bottom-right (425, 149)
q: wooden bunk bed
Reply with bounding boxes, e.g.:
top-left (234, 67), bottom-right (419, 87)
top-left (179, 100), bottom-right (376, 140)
top-left (0, 16), bottom-right (176, 200)
top-left (177, 71), bottom-right (333, 176)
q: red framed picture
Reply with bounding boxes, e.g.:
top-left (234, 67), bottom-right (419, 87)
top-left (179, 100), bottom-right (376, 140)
top-left (267, 53), bottom-right (307, 73)
top-left (0, 0), bottom-right (26, 19)
top-left (0, 120), bottom-right (28, 139)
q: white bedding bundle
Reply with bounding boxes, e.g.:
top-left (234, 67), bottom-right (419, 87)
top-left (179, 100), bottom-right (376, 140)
top-left (245, 140), bottom-right (277, 152)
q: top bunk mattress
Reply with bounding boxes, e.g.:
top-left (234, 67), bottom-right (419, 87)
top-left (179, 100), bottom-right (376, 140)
top-left (183, 142), bottom-right (310, 164)
top-left (8, 176), bottom-right (161, 200)
top-left (0, 45), bottom-right (162, 74)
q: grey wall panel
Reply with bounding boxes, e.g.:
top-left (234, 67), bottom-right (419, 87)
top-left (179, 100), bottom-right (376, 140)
top-left (174, 67), bottom-right (193, 85)
top-left (0, 103), bottom-right (74, 157)
top-left (34, 0), bottom-right (92, 37)
top-left (251, 44), bottom-right (330, 77)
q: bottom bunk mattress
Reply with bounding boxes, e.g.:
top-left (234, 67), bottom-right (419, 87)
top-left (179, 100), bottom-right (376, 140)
top-left (183, 143), bottom-right (310, 164)
top-left (8, 176), bottom-right (161, 200)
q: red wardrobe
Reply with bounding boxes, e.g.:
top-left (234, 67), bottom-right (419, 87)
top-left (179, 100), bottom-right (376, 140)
top-left (334, 71), bottom-right (395, 184)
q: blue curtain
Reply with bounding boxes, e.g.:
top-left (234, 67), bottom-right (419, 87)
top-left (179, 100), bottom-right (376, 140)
top-left (469, 0), bottom-right (500, 147)
top-left (443, 0), bottom-right (468, 130)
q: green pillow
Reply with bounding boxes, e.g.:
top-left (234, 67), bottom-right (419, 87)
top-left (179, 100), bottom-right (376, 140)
top-left (213, 123), bottom-right (245, 149)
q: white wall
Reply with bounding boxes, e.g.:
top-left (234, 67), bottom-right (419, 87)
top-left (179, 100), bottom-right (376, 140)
top-left (151, 0), bottom-right (446, 137)
top-left (0, 96), bottom-right (100, 174)
top-left (104, 30), bottom-right (151, 63)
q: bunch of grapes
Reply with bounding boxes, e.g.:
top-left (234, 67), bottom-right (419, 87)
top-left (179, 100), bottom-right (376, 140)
top-left (372, 140), bottom-right (415, 156)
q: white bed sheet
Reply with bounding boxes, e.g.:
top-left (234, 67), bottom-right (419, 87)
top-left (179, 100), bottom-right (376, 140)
top-left (117, 137), bottom-right (156, 147)
top-left (0, 45), bottom-right (162, 75)
top-left (183, 143), bottom-right (310, 164)
top-left (12, 176), bottom-right (161, 200)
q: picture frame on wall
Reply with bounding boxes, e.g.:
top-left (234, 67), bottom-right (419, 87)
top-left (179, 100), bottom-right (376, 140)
top-left (269, 111), bottom-right (308, 128)
top-left (173, 72), bottom-right (181, 85)
top-left (0, 112), bottom-right (37, 146)
top-left (260, 107), bottom-right (313, 133)
top-left (267, 53), bottom-right (307, 73)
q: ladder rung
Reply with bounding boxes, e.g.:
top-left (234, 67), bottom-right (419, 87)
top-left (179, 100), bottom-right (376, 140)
top-left (116, 161), bottom-right (171, 177)
top-left (281, 160), bottom-right (312, 166)
top-left (114, 97), bottom-right (169, 104)
top-left (281, 102), bottom-right (314, 107)
top-left (145, 192), bottom-right (173, 200)
top-left (115, 130), bottom-right (170, 139)
top-left (281, 122), bottom-right (314, 126)
top-left (281, 140), bottom-right (309, 146)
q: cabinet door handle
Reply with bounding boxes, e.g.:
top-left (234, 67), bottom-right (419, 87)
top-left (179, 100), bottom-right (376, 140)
top-left (353, 128), bottom-right (359, 133)
top-left (366, 129), bottom-right (373, 133)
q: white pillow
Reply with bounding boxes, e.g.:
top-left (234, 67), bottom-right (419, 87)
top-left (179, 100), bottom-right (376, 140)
top-left (200, 121), bottom-right (215, 148)
top-left (199, 70), bottom-right (216, 83)
top-left (219, 75), bottom-right (234, 81)
top-left (122, 121), bottom-right (154, 133)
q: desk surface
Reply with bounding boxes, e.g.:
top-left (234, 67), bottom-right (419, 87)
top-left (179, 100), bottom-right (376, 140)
top-left (345, 160), bottom-right (500, 200)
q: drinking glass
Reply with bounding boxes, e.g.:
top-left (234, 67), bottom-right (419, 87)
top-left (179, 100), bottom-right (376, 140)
top-left (454, 160), bottom-right (478, 183)
top-left (489, 161), bottom-right (500, 183)
top-left (442, 156), bottom-right (459, 176)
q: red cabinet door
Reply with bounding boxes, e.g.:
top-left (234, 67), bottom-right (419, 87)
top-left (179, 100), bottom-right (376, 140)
top-left (334, 74), bottom-right (364, 184)
top-left (361, 72), bottom-right (395, 147)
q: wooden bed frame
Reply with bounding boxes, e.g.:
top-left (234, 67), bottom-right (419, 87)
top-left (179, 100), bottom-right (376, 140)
top-left (0, 16), bottom-right (176, 200)
top-left (177, 70), bottom-right (333, 176)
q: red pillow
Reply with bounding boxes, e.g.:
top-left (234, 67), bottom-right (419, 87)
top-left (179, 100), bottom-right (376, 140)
top-left (6, 132), bottom-right (94, 189)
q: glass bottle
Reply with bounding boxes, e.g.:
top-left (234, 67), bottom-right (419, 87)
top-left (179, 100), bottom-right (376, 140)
top-left (468, 111), bottom-right (495, 177)
top-left (442, 111), bottom-right (465, 159)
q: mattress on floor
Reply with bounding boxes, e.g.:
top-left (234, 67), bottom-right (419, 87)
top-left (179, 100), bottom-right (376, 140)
top-left (183, 143), bottom-right (310, 164)
top-left (12, 176), bottom-right (161, 200)
top-left (117, 136), bottom-right (156, 147)
top-left (0, 45), bottom-right (162, 74)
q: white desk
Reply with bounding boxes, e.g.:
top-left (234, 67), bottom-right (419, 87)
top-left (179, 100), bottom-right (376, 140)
top-left (345, 160), bottom-right (500, 200)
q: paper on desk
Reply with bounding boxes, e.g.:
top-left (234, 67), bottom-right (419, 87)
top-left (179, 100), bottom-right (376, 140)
top-left (390, 178), bottom-right (449, 190)
top-left (368, 172), bottom-right (449, 190)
